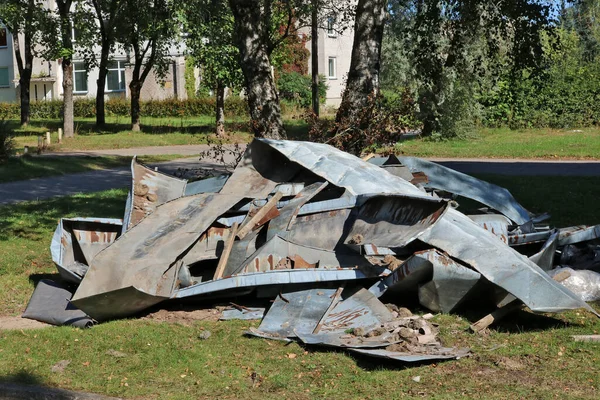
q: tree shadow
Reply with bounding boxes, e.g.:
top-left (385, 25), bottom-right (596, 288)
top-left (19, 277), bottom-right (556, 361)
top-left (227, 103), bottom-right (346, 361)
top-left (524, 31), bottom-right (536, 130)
top-left (0, 371), bottom-right (107, 400)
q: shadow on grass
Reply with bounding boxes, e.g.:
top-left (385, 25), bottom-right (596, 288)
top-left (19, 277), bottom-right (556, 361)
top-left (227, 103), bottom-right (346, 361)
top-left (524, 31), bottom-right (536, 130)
top-left (0, 371), bottom-right (106, 399)
top-left (0, 190), bottom-right (126, 242)
top-left (491, 309), bottom-right (577, 334)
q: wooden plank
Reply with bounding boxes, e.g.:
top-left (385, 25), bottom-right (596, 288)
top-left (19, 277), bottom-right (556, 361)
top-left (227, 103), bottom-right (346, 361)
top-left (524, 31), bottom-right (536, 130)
top-left (469, 300), bottom-right (524, 334)
top-left (213, 222), bottom-right (239, 280)
top-left (236, 192), bottom-right (283, 239)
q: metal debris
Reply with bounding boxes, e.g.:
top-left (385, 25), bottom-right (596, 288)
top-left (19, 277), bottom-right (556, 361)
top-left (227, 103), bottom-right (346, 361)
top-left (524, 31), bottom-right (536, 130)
top-left (27, 138), bottom-right (600, 366)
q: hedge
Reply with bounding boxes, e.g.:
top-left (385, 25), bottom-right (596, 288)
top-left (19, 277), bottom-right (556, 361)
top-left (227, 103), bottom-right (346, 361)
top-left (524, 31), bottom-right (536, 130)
top-left (0, 97), bottom-right (249, 120)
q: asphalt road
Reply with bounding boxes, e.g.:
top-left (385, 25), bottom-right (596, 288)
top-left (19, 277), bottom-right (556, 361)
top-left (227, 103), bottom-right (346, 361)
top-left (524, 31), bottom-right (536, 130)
top-left (2, 146), bottom-right (599, 205)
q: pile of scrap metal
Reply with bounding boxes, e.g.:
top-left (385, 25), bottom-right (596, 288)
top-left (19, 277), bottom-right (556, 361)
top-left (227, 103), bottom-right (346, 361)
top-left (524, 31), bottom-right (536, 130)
top-left (23, 139), bottom-right (600, 363)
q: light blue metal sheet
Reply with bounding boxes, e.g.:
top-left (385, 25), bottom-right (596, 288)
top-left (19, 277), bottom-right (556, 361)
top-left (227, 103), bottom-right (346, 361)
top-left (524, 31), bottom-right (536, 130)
top-left (350, 347), bottom-right (471, 363)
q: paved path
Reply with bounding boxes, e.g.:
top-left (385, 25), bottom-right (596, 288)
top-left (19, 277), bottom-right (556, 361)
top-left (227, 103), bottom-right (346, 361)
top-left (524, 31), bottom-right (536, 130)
top-left (3, 145), bottom-right (600, 205)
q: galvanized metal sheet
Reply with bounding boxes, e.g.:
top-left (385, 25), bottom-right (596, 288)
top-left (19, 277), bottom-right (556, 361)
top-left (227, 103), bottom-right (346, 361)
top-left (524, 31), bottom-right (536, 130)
top-left (345, 195), bottom-right (449, 248)
top-left (72, 193), bottom-right (242, 321)
top-left (220, 140), bottom-right (301, 199)
top-left (468, 214), bottom-right (511, 244)
top-left (173, 269), bottom-right (385, 299)
top-left (128, 157), bottom-right (187, 229)
top-left (181, 226), bottom-right (230, 265)
top-left (220, 307), bottom-right (266, 320)
top-left (256, 288), bottom-right (338, 338)
top-left (230, 235), bottom-right (375, 276)
top-left (559, 225), bottom-right (600, 246)
top-left (184, 175), bottom-right (229, 196)
top-left (398, 156), bottom-right (532, 228)
top-left (529, 230), bottom-right (559, 271)
top-left (50, 217), bottom-right (122, 283)
top-left (258, 139), bottom-right (431, 198)
top-left (350, 347), bottom-right (471, 363)
top-left (420, 208), bottom-right (599, 315)
top-left (508, 230), bottom-right (553, 246)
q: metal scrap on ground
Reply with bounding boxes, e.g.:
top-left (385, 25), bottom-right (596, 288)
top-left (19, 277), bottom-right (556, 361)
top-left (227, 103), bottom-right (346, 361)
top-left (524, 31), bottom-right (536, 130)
top-left (24, 139), bottom-right (600, 365)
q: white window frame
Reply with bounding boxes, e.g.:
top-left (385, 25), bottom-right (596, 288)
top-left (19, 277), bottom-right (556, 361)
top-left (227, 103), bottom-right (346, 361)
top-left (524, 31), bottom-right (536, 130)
top-left (328, 57), bottom-right (337, 80)
top-left (73, 62), bottom-right (88, 94)
top-left (0, 67), bottom-right (10, 88)
top-left (106, 60), bottom-right (126, 93)
top-left (0, 27), bottom-right (8, 49)
top-left (326, 15), bottom-right (337, 37)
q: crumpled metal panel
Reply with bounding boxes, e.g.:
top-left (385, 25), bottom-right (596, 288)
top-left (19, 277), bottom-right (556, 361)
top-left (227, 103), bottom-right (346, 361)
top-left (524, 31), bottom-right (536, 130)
top-left (127, 157), bottom-right (187, 229)
top-left (295, 287), bottom-right (396, 348)
top-left (181, 226), bottom-right (230, 265)
top-left (529, 230), bottom-right (559, 271)
top-left (230, 235), bottom-right (376, 276)
top-left (252, 288), bottom-right (338, 338)
top-left (369, 249), bottom-right (481, 313)
top-left (397, 156), bottom-right (532, 228)
top-left (220, 140), bottom-right (301, 199)
top-left (345, 195), bottom-right (448, 248)
top-left (559, 225), bottom-right (600, 246)
top-left (349, 347), bottom-right (471, 363)
top-left (267, 182), bottom-right (329, 241)
top-left (184, 175), bottom-right (229, 196)
top-left (420, 208), bottom-right (599, 315)
top-left (508, 230), bottom-right (553, 246)
top-left (50, 217), bottom-right (122, 283)
top-left (72, 193), bottom-right (241, 321)
top-left (468, 214), bottom-right (511, 244)
top-left (259, 139), bottom-right (431, 198)
top-left (173, 269), bottom-right (387, 299)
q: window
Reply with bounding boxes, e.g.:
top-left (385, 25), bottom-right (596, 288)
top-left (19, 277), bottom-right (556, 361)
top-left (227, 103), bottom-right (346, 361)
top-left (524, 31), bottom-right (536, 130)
top-left (0, 67), bottom-right (9, 87)
top-left (73, 62), bottom-right (88, 93)
top-left (106, 61), bottom-right (126, 92)
top-left (328, 57), bottom-right (336, 79)
top-left (326, 15), bottom-right (336, 37)
top-left (0, 27), bottom-right (7, 48)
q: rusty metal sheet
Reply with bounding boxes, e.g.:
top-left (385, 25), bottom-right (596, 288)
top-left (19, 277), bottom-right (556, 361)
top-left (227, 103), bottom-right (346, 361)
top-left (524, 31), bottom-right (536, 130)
top-left (72, 193), bottom-right (242, 321)
top-left (287, 208), bottom-right (354, 251)
top-left (508, 230), bottom-right (553, 246)
top-left (420, 208), bottom-right (599, 315)
top-left (50, 217), bottom-right (122, 283)
top-left (529, 230), bottom-right (559, 271)
top-left (181, 226), bottom-right (230, 265)
top-left (295, 287), bottom-right (397, 348)
top-left (559, 225), bottom-right (600, 246)
top-left (468, 214), bottom-right (511, 244)
top-left (267, 182), bottom-right (328, 240)
top-left (127, 157), bottom-right (187, 229)
top-left (173, 269), bottom-right (385, 299)
top-left (345, 195), bottom-right (449, 248)
top-left (252, 288), bottom-right (338, 338)
top-left (349, 347), bottom-right (471, 363)
top-left (230, 235), bottom-right (375, 276)
top-left (258, 139), bottom-right (431, 198)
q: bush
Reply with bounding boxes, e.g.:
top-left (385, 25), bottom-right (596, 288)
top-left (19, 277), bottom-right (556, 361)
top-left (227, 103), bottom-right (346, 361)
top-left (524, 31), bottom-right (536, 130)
top-left (0, 121), bottom-right (15, 164)
top-left (277, 71), bottom-right (328, 108)
top-left (0, 97), bottom-right (250, 120)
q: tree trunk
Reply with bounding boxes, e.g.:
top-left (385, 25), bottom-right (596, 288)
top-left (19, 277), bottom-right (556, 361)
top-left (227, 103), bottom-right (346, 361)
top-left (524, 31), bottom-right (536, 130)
top-left (62, 59), bottom-right (74, 138)
top-left (335, 0), bottom-right (386, 122)
top-left (13, 30), bottom-right (33, 127)
top-left (96, 51), bottom-right (109, 127)
top-left (216, 80), bottom-right (226, 136)
top-left (311, 0), bottom-right (319, 116)
top-left (229, 0), bottom-right (286, 139)
top-left (130, 81), bottom-right (142, 132)
top-left (19, 69), bottom-right (32, 127)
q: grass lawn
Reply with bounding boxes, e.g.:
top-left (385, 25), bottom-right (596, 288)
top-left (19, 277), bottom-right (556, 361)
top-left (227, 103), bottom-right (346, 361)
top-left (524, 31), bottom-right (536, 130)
top-left (1, 176), bottom-right (600, 398)
top-left (0, 155), bottom-right (184, 184)
top-left (396, 127), bottom-right (600, 159)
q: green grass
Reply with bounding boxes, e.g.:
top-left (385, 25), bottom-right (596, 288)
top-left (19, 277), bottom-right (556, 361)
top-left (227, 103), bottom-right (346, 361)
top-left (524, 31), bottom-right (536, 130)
top-left (0, 155), bottom-right (184, 184)
top-left (395, 127), bottom-right (600, 159)
top-left (1, 177), bottom-right (600, 398)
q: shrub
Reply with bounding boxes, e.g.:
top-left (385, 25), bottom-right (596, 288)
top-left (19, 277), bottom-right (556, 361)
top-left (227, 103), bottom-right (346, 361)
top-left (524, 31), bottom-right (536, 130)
top-left (0, 121), bottom-right (15, 164)
top-left (277, 71), bottom-right (328, 108)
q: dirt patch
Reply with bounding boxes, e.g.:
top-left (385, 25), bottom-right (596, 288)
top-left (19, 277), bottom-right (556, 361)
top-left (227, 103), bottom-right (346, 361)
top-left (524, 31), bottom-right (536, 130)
top-left (141, 307), bottom-right (223, 325)
top-left (0, 316), bottom-right (50, 331)
top-left (494, 356), bottom-right (526, 371)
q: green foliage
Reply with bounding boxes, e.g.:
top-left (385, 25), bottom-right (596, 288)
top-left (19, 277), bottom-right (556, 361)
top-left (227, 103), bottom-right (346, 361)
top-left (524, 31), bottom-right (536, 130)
top-left (276, 71), bottom-right (328, 108)
top-left (0, 98), bottom-right (249, 119)
top-left (184, 56), bottom-right (197, 99)
top-left (0, 121), bottom-right (15, 164)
